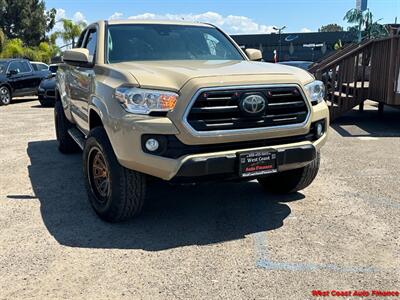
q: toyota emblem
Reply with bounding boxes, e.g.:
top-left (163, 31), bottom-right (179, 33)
top-left (240, 94), bottom-right (266, 115)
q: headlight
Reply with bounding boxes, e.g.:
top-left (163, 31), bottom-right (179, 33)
top-left (115, 86), bottom-right (178, 115)
top-left (304, 80), bottom-right (325, 105)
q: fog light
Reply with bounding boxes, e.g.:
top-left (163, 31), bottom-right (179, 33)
top-left (145, 138), bottom-right (159, 152)
top-left (316, 123), bottom-right (324, 138)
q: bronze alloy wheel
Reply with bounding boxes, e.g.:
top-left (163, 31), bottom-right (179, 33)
top-left (88, 147), bottom-right (110, 203)
top-left (83, 127), bottom-right (147, 222)
top-left (0, 86), bottom-right (11, 105)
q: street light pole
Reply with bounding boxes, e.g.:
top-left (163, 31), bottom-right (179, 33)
top-left (273, 26), bottom-right (286, 62)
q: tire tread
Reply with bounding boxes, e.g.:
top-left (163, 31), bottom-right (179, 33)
top-left (258, 152), bottom-right (320, 194)
top-left (84, 127), bottom-right (146, 222)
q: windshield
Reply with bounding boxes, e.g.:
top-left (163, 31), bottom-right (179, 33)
top-left (107, 24), bottom-right (244, 63)
top-left (0, 62), bottom-right (7, 74)
top-left (49, 65), bottom-right (58, 73)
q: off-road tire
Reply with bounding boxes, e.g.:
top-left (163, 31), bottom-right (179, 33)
top-left (39, 97), bottom-right (54, 107)
top-left (83, 127), bottom-right (146, 222)
top-left (54, 101), bottom-right (80, 153)
top-left (257, 152), bottom-right (320, 194)
top-left (0, 86), bottom-right (11, 106)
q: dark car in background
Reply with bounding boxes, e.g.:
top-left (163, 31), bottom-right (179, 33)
top-left (279, 60), bottom-right (332, 90)
top-left (38, 64), bottom-right (58, 107)
top-left (0, 58), bottom-right (51, 105)
top-left (279, 61), bottom-right (314, 70)
top-left (49, 64), bottom-right (58, 75)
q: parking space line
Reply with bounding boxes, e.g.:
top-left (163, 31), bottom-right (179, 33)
top-left (334, 191), bottom-right (400, 210)
top-left (353, 193), bottom-right (400, 209)
top-left (356, 136), bottom-right (380, 141)
top-left (253, 231), bottom-right (378, 273)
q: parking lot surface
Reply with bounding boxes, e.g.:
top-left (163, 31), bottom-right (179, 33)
top-left (0, 99), bottom-right (399, 299)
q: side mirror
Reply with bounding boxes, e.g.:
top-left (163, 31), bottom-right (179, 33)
top-left (63, 48), bottom-right (92, 67)
top-left (245, 48), bottom-right (263, 61)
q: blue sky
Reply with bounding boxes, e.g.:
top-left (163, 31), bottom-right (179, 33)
top-left (46, 0), bottom-right (399, 34)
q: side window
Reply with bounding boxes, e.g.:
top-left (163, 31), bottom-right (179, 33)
top-left (84, 29), bottom-right (97, 63)
top-left (20, 61), bottom-right (32, 73)
top-left (38, 64), bottom-right (48, 71)
top-left (8, 61), bottom-right (23, 73)
top-left (31, 64), bottom-right (39, 71)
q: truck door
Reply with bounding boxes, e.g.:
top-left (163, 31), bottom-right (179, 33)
top-left (21, 61), bottom-right (43, 94)
top-left (70, 27), bottom-right (97, 133)
top-left (7, 61), bottom-right (35, 96)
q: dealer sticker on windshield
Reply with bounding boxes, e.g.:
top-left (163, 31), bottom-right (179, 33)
top-left (238, 150), bottom-right (278, 177)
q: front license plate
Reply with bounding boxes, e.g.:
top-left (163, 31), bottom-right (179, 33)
top-left (238, 150), bottom-right (277, 177)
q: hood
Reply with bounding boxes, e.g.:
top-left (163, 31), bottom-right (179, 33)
top-left (39, 77), bottom-right (56, 89)
top-left (110, 60), bottom-right (314, 91)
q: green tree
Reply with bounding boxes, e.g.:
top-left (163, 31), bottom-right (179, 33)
top-left (49, 32), bottom-right (58, 45)
top-left (365, 20), bottom-right (388, 39)
top-left (318, 24), bottom-right (344, 32)
top-left (54, 19), bottom-right (86, 48)
top-left (344, 8), bottom-right (388, 42)
top-left (23, 47), bottom-right (42, 61)
top-left (334, 39), bottom-right (343, 50)
top-left (37, 41), bottom-right (58, 62)
top-left (0, 38), bottom-right (24, 58)
top-left (0, 0), bottom-right (56, 46)
top-left (0, 28), bottom-right (5, 52)
top-left (0, 38), bottom-right (58, 63)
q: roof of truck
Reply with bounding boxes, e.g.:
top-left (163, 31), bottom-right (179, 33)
top-left (106, 19), bottom-right (214, 27)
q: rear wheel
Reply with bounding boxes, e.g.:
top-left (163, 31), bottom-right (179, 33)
top-left (83, 127), bottom-right (146, 222)
top-left (54, 101), bottom-right (80, 153)
top-left (257, 152), bottom-right (320, 194)
top-left (0, 86), bottom-right (11, 106)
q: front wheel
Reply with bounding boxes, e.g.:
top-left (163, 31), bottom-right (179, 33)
top-left (0, 86), bottom-right (11, 105)
top-left (257, 152), bottom-right (320, 194)
top-left (83, 127), bottom-right (146, 222)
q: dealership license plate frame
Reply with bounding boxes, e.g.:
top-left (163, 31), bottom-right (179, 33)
top-left (238, 150), bottom-right (278, 177)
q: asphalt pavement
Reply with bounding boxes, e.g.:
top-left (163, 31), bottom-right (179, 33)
top-left (0, 98), bottom-right (399, 299)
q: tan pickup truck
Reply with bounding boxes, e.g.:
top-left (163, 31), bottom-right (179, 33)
top-left (55, 20), bottom-right (329, 222)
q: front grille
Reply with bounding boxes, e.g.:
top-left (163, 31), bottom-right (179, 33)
top-left (186, 86), bottom-right (309, 132)
top-left (45, 90), bottom-right (55, 98)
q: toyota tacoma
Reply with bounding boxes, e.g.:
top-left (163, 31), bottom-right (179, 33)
top-left (55, 20), bottom-right (329, 222)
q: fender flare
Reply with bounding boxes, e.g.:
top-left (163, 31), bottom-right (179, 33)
top-left (88, 95), bottom-right (109, 129)
top-left (88, 96), bottom-right (122, 156)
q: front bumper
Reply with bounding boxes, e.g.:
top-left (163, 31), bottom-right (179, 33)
top-left (37, 88), bottom-right (56, 100)
top-left (37, 88), bottom-right (45, 99)
top-left (113, 124), bottom-right (327, 181)
top-left (175, 144), bottom-right (316, 180)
